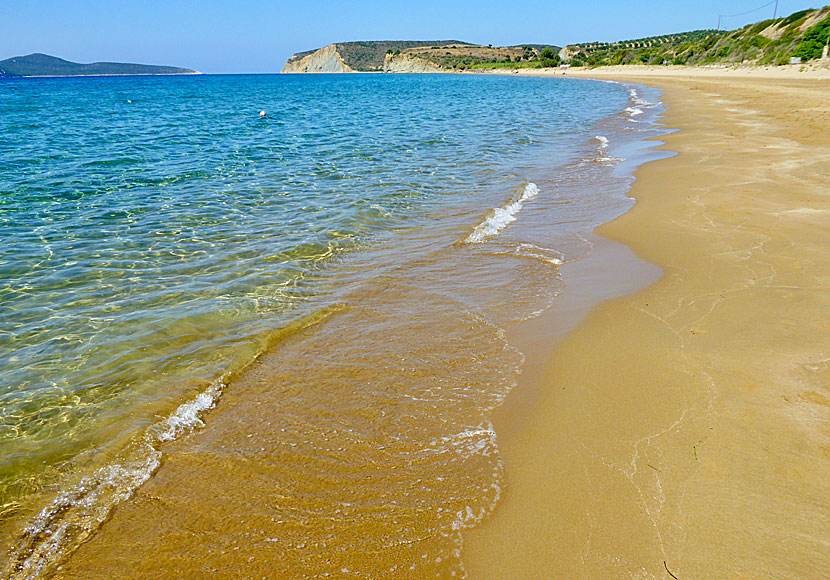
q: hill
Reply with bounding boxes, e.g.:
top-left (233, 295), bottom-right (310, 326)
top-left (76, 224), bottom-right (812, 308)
top-left (282, 41), bottom-right (561, 73)
top-left (282, 41), bottom-right (473, 73)
top-left (562, 6), bottom-right (830, 66)
top-left (388, 44), bottom-right (562, 71)
top-left (283, 6), bottom-right (829, 73)
top-left (336, 41), bottom-right (476, 71)
top-left (0, 53), bottom-right (198, 77)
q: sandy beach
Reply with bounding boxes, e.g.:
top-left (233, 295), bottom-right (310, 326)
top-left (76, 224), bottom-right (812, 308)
top-left (464, 69), bottom-right (830, 578)
top-left (5, 66), bottom-right (828, 580)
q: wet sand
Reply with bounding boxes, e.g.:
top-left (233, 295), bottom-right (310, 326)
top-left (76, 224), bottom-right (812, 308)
top-left (464, 73), bottom-right (830, 578)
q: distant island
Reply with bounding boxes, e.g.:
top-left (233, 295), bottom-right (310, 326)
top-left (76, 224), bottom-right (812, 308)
top-left (283, 6), bottom-right (830, 73)
top-left (0, 53), bottom-right (199, 77)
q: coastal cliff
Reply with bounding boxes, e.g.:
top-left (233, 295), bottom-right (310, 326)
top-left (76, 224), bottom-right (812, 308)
top-left (281, 44), bottom-right (353, 73)
top-left (281, 41), bottom-right (472, 73)
top-left (382, 52), bottom-right (446, 73)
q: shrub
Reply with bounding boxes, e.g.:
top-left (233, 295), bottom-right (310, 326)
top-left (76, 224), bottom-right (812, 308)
top-left (540, 47), bottom-right (557, 60)
top-left (609, 49), bottom-right (627, 65)
top-left (749, 19), bottom-right (776, 34)
top-left (783, 9), bottom-right (812, 26)
top-left (743, 34), bottom-right (770, 49)
top-left (792, 16), bottom-right (830, 60)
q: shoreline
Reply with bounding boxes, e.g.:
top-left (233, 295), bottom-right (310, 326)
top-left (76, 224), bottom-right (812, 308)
top-left (463, 71), bottom-right (830, 577)
top-left (513, 61), bottom-right (830, 79)
top-left (278, 62), bottom-right (830, 79)
top-left (2, 74), bottom-right (652, 579)
top-left (4, 68), bottom-right (827, 578)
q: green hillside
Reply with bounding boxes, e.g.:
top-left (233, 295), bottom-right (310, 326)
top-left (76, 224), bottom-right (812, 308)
top-left (563, 6), bottom-right (830, 66)
top-left (285, 5), bottom-right (830, 73)
top-left (0, 53), bottom-right (197, 77)
top-left (396, 44), bottom-right (561, 71)
top-left (335, 41), bottom-right (473, 71)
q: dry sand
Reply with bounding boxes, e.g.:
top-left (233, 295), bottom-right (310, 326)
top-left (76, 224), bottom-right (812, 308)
top-left (463, 70), bottom-right (830, 578)
top-left (511, 61), bottom-right (830, 80)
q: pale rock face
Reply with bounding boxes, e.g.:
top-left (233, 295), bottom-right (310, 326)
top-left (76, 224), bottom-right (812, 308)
top-left (281, 44), bottom-right (353, 73)
top-left (382, 53), bottom-right (446, 73)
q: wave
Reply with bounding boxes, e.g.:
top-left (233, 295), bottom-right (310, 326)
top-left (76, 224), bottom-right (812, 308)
top-left (465, 183), bottom-right (539, 244)
top-left (591, 135), bottom-right (623, 165)
top-left (628, 87), bottom-right (654, 107)
top-left (2, 307), bottom-right (340, 580)
top-left (512, 243), bottom-right (564, 266)
top-left (2, 377), bottom-right (227, 580)
top-left (447, 423), bottom-right (502, 533)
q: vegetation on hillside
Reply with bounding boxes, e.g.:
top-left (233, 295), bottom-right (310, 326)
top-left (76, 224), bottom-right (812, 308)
top-left (564, 6), bottom-right (830, 67)
top-left (562, 30), bottom-right (717, 66)
top-left (283, 6), bottom-right (830, 73)
top-left (394, 44), bottom-right (560, 70)
top-left (335, 41), bottom-right (472, 71)
top-left (793, 12), bottom-right (830, 59)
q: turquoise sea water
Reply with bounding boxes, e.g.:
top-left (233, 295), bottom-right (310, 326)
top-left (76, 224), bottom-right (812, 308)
top-left (0, 73), bottom-right (662, 574)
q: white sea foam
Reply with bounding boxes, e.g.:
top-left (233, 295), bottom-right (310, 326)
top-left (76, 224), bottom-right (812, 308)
top-left (157, 380), bottom-right (225, 441)
top-left (434, 425), bottom-right (499, 458)
top-left (625, 106), bottom-right (644, 117)
top-left (628, 87), bottom-right (653, 106)
top-left (465, 183), bottom-right (538, 244)
top-left (592, 135), bottom-right (623, 164)
top-left (4, 378), bottom-right (227, 580)
top-left (444, 423), bottom-right (503, 535)
top-left (511, 243), bottom-right (564, 266)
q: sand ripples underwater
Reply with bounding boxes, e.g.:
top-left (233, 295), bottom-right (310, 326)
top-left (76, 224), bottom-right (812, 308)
top-left (0, 73), bottom-right (663, 578)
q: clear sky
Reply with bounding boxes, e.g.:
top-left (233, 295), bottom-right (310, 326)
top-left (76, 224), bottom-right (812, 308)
top-left (1, 0), bottom-right (821, 73)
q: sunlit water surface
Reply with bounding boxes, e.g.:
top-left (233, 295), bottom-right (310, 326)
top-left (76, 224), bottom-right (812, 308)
top-left (0, 73), bottom-right (664, 578)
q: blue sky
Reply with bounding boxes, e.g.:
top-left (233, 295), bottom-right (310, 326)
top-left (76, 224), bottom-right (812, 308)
top-left (1, 0), bottom-right (821, 72)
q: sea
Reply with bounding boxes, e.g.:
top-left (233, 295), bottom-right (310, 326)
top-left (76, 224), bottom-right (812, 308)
top-left (0, 73), bottom-right (665, 579)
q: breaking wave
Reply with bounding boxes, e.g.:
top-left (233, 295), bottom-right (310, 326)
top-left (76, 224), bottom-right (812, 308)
top-left (2, 379), bottom-right (227, 580)
top-left (465, 183), bottom-right (539, 244)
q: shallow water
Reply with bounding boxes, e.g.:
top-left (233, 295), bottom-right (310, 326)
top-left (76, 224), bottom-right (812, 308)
top-left (0, 73), bottom-right (664, 578)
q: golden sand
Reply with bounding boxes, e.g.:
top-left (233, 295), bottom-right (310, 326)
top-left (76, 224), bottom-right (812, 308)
top-left (463, 71), bottom-right (830, 578)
